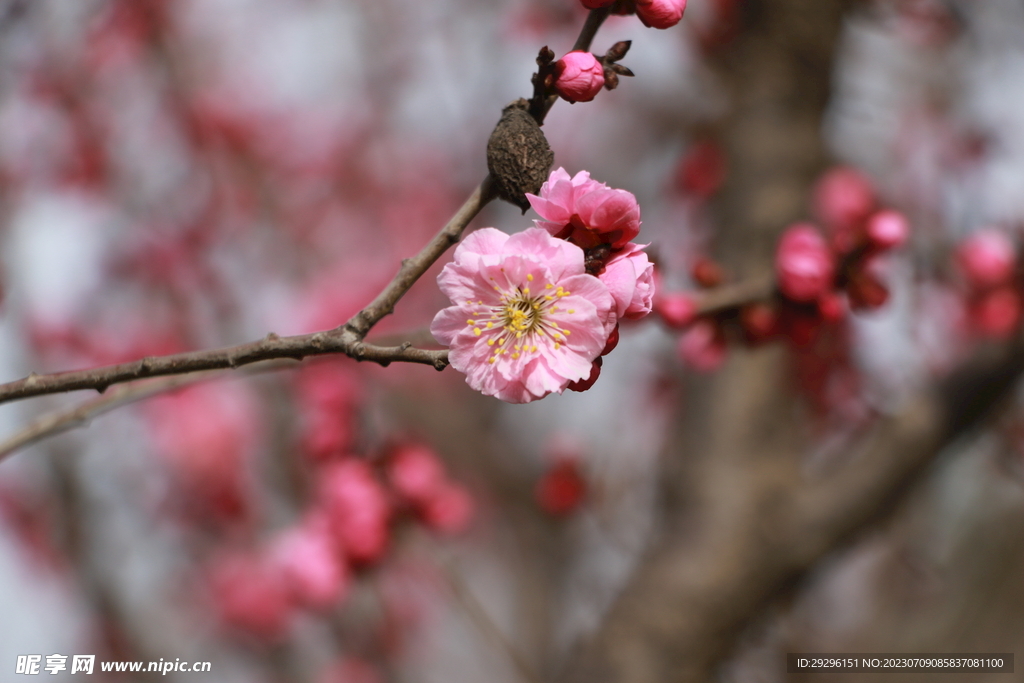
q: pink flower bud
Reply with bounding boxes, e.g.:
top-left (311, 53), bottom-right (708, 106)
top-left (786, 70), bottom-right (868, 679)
top-left (387, 444), bottom-right (446, 506)
top-left (677, 320), bottom-right (727, 372)
top-left (847, 269), bottom-right (890, 311)
top-left (318, 460), bottom-right (391, 565)
top-left (567, 356), bottom-right (603, 392)
top-left (740, 303), bottom-right (779, 345)
top-left (957, 230), bottom-right (1016, 290)
top-left (536, 458), bottom-right (587, 516)
top-left (554, 51), bottom-right (605, 103)
top-left (636, 0), bottom-right (687, 29)
top-left (272, 522), bottom-right (349, 611)
top-left (775, 224), bottom-right (836, 303)
top-left (865, 210), bottom-right (909, 251)
top-left (601, 324), bottom-right (620, 355)
top-left (813, 167), bottom-right (875, 232)
top-left (654, 292), bottom-right (697, 329)
top-left (421, 483), bottom-right (474, 535)
top-left (970, 286), bottom-right (1021, 338)
top-left (210, 554), bottom-right (292, 641)
top-left (817, 291), bottom-right (847, 322)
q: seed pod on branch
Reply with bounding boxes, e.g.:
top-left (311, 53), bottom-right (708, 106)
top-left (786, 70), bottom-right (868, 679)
top-left (486, 99), bottom-right (554, 213)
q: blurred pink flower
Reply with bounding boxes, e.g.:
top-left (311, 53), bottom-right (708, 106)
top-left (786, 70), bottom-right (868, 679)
top-left (957, 229), bottom-right (1016, 290)
top-left (527, 168), bottom-right (641, 249)
top-left (636, 0), bottom-right (687, 29)
top-left (421, 483), bottom-right (474, 535)
top-left (209, 553), bottom-right (292, 641)
top-left (813, 166), bottom-right (876, 234)
top-left (654, 291), bottom-right (698, 329)
top-left (431, 228), bottom-right (616, 403)
top-left (318, 460), bottom-right (391, 565)
top-left (775, 223), bottom-right (836, 303)
top-left (554, 51), bottom-right (605, 103)
top-left (865, 209), bottom-right (910, 251)
top-left (387, 444), bottom-right (446, 506)
top-left (678, 319), bottom-right (727, 372)
top-left (271, 519), bottom-right (349, 611)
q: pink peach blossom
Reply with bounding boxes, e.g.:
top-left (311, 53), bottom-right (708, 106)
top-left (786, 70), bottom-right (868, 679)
top-left (599, 242), bottom-right (655, 319)
top-left (957, 229), bottom-right (1016, 290)
top-left (527, 168), bottom-right (641, 248)
top-left (318, 460), bottom-right (391, 564)
top-left (554, 51), bottom-right (605, 104)
top-left (387, 444), bottom-right (446, 506)
top-left (271, 520), bottom-right (349, 611)
top-left (775, 223), bottom-right (836, 303)
top-left (636, 0), bottom-right (687, 29)
top-left (431, 227), bottom-right (616, 403)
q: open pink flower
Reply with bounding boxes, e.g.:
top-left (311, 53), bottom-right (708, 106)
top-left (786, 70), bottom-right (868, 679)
top-left (636, 0), bottom-right (687, 29)
top-left (527, 168), bottom-right (640, 249)
top-left (554, 51), bottom-right (605, 103)
top-left (599, 242), bottom-right (655, 319)
top-left (431, 228), bottom-right (616, 403)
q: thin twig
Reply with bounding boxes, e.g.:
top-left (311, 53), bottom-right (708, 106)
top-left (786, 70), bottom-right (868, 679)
top-left (0, 361), bottom-right (298, 463)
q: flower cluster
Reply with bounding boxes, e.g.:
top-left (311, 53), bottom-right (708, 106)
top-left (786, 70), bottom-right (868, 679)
top-left (956, 229), bottom-right (1021, 338)
top-left (208, 444), bottom-right (472, 640)
top-left (432, 169), bottom-right (653, 403)
top-left (653, 166), bottom-right (911, 373)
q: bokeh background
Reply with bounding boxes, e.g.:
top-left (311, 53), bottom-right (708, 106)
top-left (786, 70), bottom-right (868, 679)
top-left (1, 0), bottom-right (1024, 681)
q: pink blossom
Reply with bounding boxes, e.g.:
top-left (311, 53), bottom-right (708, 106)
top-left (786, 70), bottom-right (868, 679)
top-left (318, 460), bottom-right (391, 565)
top-left (271, 520), bottom-right (349, 611)
top-left (421, 483), bottom-right (474, 535)
top-left (775, 223), bottom-right (836, 303)
top-left (678, 320), bottom-right (727, 372)
top-left (957, 229), bottom-right (1016, 290)
top-left (970, 286), bottom-right (1021, 338)
top-left (654, 292), bottom-right (697, 329)
top-left (636, 0), bottom-right (687, 29)
top-left (431, 228), bottom-right (616, 403)
top-left (598, 243), bottom-right (656, 319)
top-left (527, 168), bottom-right (641, 249)
top-left (813, 167), bottom-right (876, 233)
top-left (387, 444), bottom-right (446, 506)
top-left (209, 553), bottom-right (292, 640)
top-left (554, 51), bottom-right (605, 104)
top-left (865, 210), bottom-right (910, 251)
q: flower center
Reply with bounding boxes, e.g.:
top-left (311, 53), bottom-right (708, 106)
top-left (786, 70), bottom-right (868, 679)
top-left (464, 273), bottom-right (576, 364)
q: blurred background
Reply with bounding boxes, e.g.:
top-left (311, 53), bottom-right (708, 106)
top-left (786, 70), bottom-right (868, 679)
top-left (0, 0), bottom-right (1024, 681)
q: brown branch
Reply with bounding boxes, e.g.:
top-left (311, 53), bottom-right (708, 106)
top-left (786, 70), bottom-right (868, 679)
top-left (0, 3), bottom-right (618, 409)
top-left (0, 178), bottom-right (501, 405)
top-left (0, 361), bottom-right (300, 463)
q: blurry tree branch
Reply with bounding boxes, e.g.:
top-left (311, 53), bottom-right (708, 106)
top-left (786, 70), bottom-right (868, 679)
top-left (563, 338), bottom-right (1024, 683)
